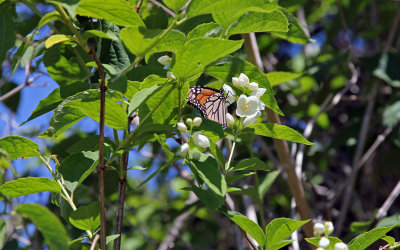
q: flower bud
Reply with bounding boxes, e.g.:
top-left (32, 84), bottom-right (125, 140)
top-left (318, 237), bottom-right (330, 248)
top-left (334, 242), bottom-right (348, 250)
top-left (313, 223), bottom-right (325, 236)
top-left (180, 143), bottom-right (189, 157)
top-left (157, 55), bottom-right (172, 65)
top-left (238, 73), bottom-right (249, 87)
top-left (167, 71), bottom-right (176, 80)
top-left (243, 115), bottom-right (257, 127)
top-left (248, 82), bottom-right (259, 91)
top-left (226, 113), bottom-right (234, 127)
top-left (232, 77), bottom-right (241, 86)
top-left (185, 118), bottom-right (193, 126)
top-left (324, 221), bottom-right (334, 235)
top-left (177, 122), bottom-right (187, 132)
top-left (193, 117), bottom-right (202, 127)
top-left (193, 131), bottom-right (210, 148)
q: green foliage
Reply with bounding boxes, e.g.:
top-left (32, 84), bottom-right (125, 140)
top-left (0, 177), bottom-right (60, 197)
top-left (17, 204), bottom-right (68, 250)
top-left (0, 136), bottom-right (40, 160)
top-left (265, 218), bottom-right (310, 250)
top-left (2, 0), bottom-right (399, 249)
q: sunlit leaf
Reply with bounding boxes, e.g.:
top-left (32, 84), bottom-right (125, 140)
top-left (246, 123), bottom-right (313, 145)
top-left (0, 136), bottom-right (40, 160)
top-left (0, 177), bottom-right (60, 197)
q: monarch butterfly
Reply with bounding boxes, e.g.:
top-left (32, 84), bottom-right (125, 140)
top-left (186, 86), bottom-right (227, 129)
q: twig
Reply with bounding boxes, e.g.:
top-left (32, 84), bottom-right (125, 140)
top-left (149, 0), bottom-right (176, 17)
top-left (90, 234), bottom-right (100, 250)
top-left (336, 3), bottom-right (400, 234)
top-left (89, 47), bottom-right (107, 249)
top-left (135, 0), bottom-right (143, 13)
top-left (294, 61), bottom-right (358, 176)
top-left (376, 180), bottom-right (400, 220)
top-left (243, 33), bottom-right (314, 238)
top-left (157, 194), bottom-right (197, 250)
top-left (0, 63), bottom-right (33, 103)
top-left (113, 117), bottom-right (132, 250)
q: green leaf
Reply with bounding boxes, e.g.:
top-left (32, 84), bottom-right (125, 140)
top-left (37, 11), bottom-right (61, 29)
top-left (99, 21), bottom-right (133, 75)
top-left (172, 38), bottom-right (243, 78)
top-left (227, 10), bottom-right (288, 36)
top-left (265, 218), bottom-right (310, 250)
top-left (58, 151), bottom-right (98, 193)
top-left (17, 204), bottom-right (68, 250)
top-left (120, 26), bottom-right (185, 57)
top-left (369, 53), bottom-right (400, 87)
top-left (69, 203), bottom-right (100, 232)
top-left (246, 123), bottom-right (313, 145)
top-left (187, 22), bottom-right (223, 40)
top-left (209, 142), bottom-right (226, 168)
top-left (187, 153), bottom-right (226, 197)
top-left (350, 220), bottom-right (373, 233)
top-left (45, 34), bottom-right (73, 48)
top-left (205, 56), bottom-right (282, 115)
top-left (226, 172), bottom-right (255, 183)
top-left (190, 186), bottom-right (225, 209)
top-left (128, 84), bottom-right (163, 115)
top-left (0, 219), bottom-right (6, 246)
top-left (266, 71), bottom-right (303, 87)
top-left (0, 177), bottom-right (60, 197)
top-left (21, 82), bottom-right (90, 125)
top-left (48, 0), bottom-right (80, 18)
top-left (77, 0), bottom-right (144, 27)
top-left (163, 0), bottom-right (188, 12)
top-left (270, 7), bottom-right (311, 44)
top-left (348, 226), bottom-right (395, 250)
top-left (229, 158), bottom-right (268, 172)
top-left (41, 90), bottom-right (127, 138)
top-left (43, 46), bottom-right (88, 86)
top-left (154, 134), bottom-right (174, 160)
top-left (106, 234), bottom-right (120, 245)
top-left (223, 209), bottom-right (266, 247)
top-left (82, 29), bottom-right (119, 41)
top-left (383, 101), bottom-right (400, 127)
top-left (258, 170), bottom-right (280, 198)
top-left (0, 136), bottom-right (40, 160)
top-left (305, 237), bottom-right (343, 249)
top-left (0, 3), bottom-right (16, 63)
top-left (187, 0), bottom-right (278, 28)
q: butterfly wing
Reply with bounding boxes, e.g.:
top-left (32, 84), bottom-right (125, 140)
top-left (187, 86), bottom-right (227, 129)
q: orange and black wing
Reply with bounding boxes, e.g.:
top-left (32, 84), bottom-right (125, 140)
top-left (187, 86), bottom-right (227, 129)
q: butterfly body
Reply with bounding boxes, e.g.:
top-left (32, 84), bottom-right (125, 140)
top-left (187, 86), bottom-right (227, 129)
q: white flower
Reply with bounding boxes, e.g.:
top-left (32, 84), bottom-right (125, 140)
top-left (232, 77), bottom-right (241, 86)
top-left (313, 223), bottom-right (325, 236)
top-left (226, 113), bottom-right (234, 127)
top-left (316, 248), bottom-right (325, 250)
top-left (251, 88), bottom-right (266, 99)
top-left (251, 88), bottom-right (266, 111)
top-left (192, 151), bottom-right (201, 161)
top-left (223, 84), bottom-right (236, 105)
top-left (248, 82), bottom-right (258, 91)
top-left (334, 242), bottom-right (348, 250)
top-left (325, 221), bottom-right (334, 235)
top-left (180, 143), bottom-right (189, 157)
top-left (193, 131), bottom-right (210, 148)
top-left (185, 118), bottom-right (193, 126)
top-left (318, 237), bottom-right (330, 248)
top-left (177, 122), bottom-right (187, 132)
top-left (193, 117), bottom-right (202, 127)
top-left (157, 55), bottom-right (172, 65)
top-left (238, 73), bottom-right (249, 87)
top-left (243, 115), bottom-right (257, 127)
top-left (236, 95), bottom-right (259, 117)
top-left (167, 71), bottom-right (176, 80)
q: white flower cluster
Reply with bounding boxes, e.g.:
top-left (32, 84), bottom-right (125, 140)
top-left (231, 73), bottom-right (266, 127)
top-left (313, 221), bottom-right (348, 250)
top-left (178, 117), bottom-right (210, 157)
